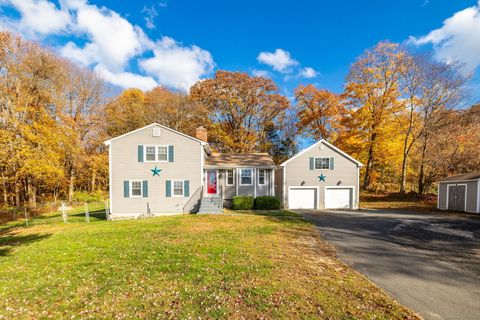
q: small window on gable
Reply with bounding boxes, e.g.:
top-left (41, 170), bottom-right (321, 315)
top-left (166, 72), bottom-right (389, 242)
top-left (314, 157), bottom-right (330, 170)
top-left (226, 170), bottom-right (234, 186)
top-left (258, 169), bottom-right (266, 185)
top-left (152, 127), bottom-right (161, 137)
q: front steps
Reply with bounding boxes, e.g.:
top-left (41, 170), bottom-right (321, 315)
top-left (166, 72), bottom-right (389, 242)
top-left (197, 196), bottom-right (223, 214)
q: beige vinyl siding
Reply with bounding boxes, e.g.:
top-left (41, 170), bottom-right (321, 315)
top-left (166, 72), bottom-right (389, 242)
top-left (283, 141), bottom-right (359, 210)
top-left (110, 125), bottom-right (202, 216)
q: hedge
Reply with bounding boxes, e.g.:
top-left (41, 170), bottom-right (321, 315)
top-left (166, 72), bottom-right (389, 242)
top-left (254, 196), bottom-right (281, 210)
top-left (232, 196), bottom-right (254, 210)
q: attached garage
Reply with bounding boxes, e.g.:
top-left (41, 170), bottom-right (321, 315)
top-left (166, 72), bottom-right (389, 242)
top-left (438, 172), bottom-right (480, 214)
top-left (325, 187), bottom-right (354, 209)
top-left (288, 187), bottom-right (318, 209)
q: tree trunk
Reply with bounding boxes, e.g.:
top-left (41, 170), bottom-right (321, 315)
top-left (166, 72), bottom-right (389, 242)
top-left (68, 167), bottom-right (75, 204)
top-left (1, 170), bottom-right (7, 205)
top-left (14, 174), bottom-right (20, 208)
top-left (399, 139), bottom-right (409, 194)
top-left (26, 177), bottom-right (37, 208)
top-left (418, 136), bottom-right (428, 194)
top-left (363, 132), bottom-right (377, 190)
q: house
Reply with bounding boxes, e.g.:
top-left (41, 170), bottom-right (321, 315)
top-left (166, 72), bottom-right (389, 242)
top-left (104, 123), bottom-right (276, 219)
top-left (437, 172), bottom-right (480, 213)
top-left (275, 140), bottom-right (363, 210)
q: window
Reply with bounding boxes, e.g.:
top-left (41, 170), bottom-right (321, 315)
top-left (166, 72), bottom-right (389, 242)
top-left (315, 157), bottom-right (330, 170)
top-left (258, 169), bottom-right (266, 185)
top-left (144, 145), bottom-right (168, 162)
top-left (240, 169), bottom-right (252, 186)
top-left (226, 169), bottom-right (234, 186)
top-left (157, 146), bottom-right (168, 161)
top-left (130, 181), bottom-right (142, 197)
top-left (173, 180), bottom-right (184, 197)
top-left (145, 146), bottom-right (156, 161)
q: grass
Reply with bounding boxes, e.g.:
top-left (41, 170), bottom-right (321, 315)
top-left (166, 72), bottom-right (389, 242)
top-left (0, 205), bottom-right (419, 319)
top-left (360, 192), bottom-right (437, 212)
top-left (223, 209), bottom-right (302, 217)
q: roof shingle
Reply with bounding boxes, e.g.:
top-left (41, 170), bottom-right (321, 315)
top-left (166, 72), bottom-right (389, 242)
top-left (205, 153), bottom-right (275, 168)
top-left (440, 171), bottom-right (480, 182)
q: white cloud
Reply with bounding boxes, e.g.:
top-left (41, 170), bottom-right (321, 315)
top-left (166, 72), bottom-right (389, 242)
top-left (252, 69), bottom-right (271, 78)
top-left (94, 65), bottom-right (157, 91)
top-left (411, 1), bottom-right (480, 73)
top-left (139, 37), bottom-right (215, 91)
top-left (142, 5), bottom-right (158, 30)
top-left (299, 67), bottom-right (318, 78)
top-left (257, 49), bottom-right (298, 73)
top-left (0, 0), bottom-right (215, 91)
top-left (0, 0), bottom-right (71, 35)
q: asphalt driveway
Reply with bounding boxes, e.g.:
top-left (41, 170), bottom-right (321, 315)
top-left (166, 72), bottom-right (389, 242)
top-left (296, 209), bottom-right (480, 320)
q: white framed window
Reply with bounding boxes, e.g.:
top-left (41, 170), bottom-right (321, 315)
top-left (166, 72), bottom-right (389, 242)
top-left (226, 169), bottom-right (234, 186)
top-left (144, 145), bottom-right (169, 162)
top-left (157, 146), bottom-right (168, 162)
top-left (258, 169), bottom-right (266, 185)
top-left (240, 169), bottom-right (252, 186)
top-left (130, 180), bottom-right (142, 197)
top-left (172, 180), bottom-right (184, 197)
top-left (314, 157), bottom-right (330, 170)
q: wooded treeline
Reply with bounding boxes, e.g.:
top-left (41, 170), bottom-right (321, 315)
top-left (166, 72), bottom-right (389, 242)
top-left (1, 33), bottom-right (479, 208)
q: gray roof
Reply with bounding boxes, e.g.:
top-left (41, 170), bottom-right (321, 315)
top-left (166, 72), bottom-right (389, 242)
top-left (440, 171), bottom-right (480, 182)
top-left (205, 153), bottom-right (275, 168)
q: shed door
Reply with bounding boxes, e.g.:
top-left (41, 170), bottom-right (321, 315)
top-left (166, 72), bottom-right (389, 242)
top-left (447, 185), bottom-right (466, 211)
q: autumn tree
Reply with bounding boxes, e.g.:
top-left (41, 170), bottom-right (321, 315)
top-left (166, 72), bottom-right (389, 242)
top-left (295, 84), bottom-right (345, 140)
top-left (190, 70), bottom-right (290, 153)
top-left (341, 42), bottom-right (406, 190)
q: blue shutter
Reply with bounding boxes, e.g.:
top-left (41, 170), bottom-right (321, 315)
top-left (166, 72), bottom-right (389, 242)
top-left (168, 145), bottom-right (174, 162)
top-left (166, 180), bottom-right (171, 197)
top-left (124, 181), bottom-right (129, 197)
top-left (309, 157), bottom-right (314, 170)
top-left (143, 180), bottom-right (148, 197)
top-left (138, 145), bottom-right (144, 162)
top-left (184, 180), bottom-right (190, 197)
top-left (330, 157), bottom-right (334, 170)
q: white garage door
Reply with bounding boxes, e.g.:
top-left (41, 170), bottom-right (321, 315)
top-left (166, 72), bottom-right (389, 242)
top-left (325, 188), bottom-right (352, 209)
top-left (289, 188), bottom-right (317, 209)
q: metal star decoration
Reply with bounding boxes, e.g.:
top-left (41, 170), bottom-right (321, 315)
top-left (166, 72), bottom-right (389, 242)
top-left (318, 174), bottom-right (326, 182)
top-left (151, 166), bottom-right (162, 176)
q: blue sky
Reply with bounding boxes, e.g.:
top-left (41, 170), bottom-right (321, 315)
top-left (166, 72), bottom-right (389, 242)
top-left (0, 0), bottom-right (479, 99)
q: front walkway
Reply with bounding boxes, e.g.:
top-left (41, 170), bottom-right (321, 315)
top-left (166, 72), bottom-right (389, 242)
top-left (296, 209), bottom-right (480, 320)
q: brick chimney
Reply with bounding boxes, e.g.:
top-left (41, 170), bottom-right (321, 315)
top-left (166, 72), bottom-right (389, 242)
top-left (195, 126), bottom-right (208, 142)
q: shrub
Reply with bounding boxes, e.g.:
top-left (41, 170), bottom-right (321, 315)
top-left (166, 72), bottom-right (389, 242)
top-left (254, 196), bottom-right (281, 210)
top-left (232, 196), bottom-right (254, 210)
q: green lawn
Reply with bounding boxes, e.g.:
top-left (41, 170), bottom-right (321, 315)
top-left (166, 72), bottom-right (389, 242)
top-left (0, 206), bottom-right (419, 319)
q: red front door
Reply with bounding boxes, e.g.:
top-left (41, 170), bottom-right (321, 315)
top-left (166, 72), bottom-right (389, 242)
top-left (207, 170), bottom-right (217, 194)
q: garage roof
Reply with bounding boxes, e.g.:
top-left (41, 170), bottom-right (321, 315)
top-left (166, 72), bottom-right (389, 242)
top-left (440, 171), bottom-right (480, 182)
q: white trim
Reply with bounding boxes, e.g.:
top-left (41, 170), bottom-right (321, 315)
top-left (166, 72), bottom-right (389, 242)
top-left (253, 168), bottom-right (257, 198)
top-left (439, 179), bottom-right (480, 183)
top-left (171, 180), bottom-right (185, 198)
top-left (239, 168), bottom-right (253, 186)
top-left (104, 123), bottom-right (207, 146)
top-left (225, 169), bottom-right (235, 186)
top-left (325, 186), bottom-right (355, 210)
top-left (446, 183), bottom-right (467, 211)
top-left (236, 168), bottom-right (239, 196)
top-left (108, 144), bottom-right (113, 213)
top-left (271, 169), bottom-right (275, 196)
top-left (287, 186), bottom-right (320, 210)
top-left (130, 180), bottom-right (143, 198)
top-left (144, 145), bottom-right (169, 162)
top-left (200, 145), bottom-right (204, 191)
top-left (258, 169), bottom-right (266, 185)
top-left (280, 139), bottom-right (363, 167)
